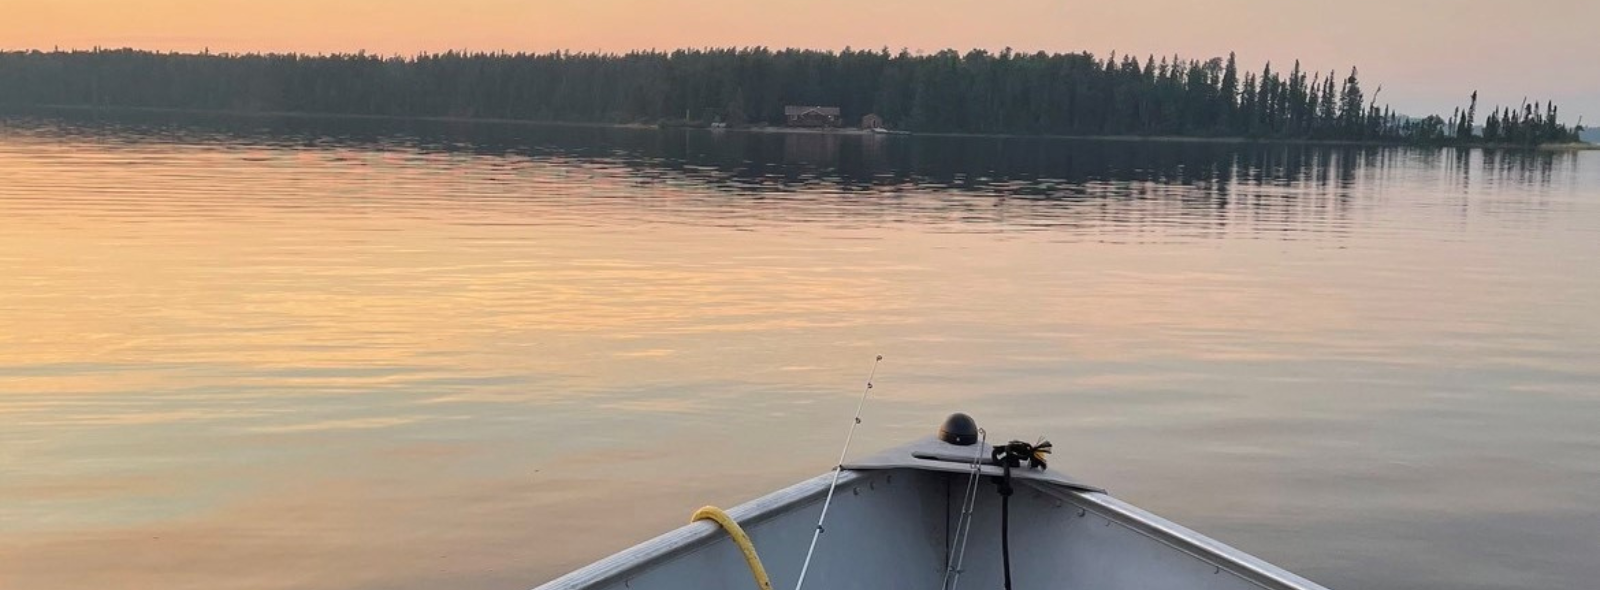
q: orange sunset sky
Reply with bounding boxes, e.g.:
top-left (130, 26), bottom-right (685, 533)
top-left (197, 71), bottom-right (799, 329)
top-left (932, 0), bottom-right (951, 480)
top-left (4, 0), bottom-right (1597, 121)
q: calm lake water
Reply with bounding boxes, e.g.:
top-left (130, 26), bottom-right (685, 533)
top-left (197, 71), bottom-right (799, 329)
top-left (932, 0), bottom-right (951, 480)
top-left (2, 113), bottom-right (1598, 590)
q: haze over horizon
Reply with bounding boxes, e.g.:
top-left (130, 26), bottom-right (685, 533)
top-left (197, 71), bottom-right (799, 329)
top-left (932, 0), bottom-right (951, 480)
top-left (5, 0), bottom-right (1597, 123)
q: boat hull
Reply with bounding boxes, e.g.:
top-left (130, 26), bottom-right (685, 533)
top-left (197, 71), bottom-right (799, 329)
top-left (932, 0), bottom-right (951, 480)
top-left (534, 441), bottom-right (1329, 590)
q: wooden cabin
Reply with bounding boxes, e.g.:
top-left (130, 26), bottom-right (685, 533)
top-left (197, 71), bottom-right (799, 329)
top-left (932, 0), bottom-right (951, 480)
top-left (860, 113), bottom-right (885, 129)
top-left (785, 106), bottom-right (842, 128)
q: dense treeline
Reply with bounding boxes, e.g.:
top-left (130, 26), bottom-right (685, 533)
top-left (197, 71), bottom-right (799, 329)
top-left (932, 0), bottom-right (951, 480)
top-left (0, 48), bottom-right (1585, 144)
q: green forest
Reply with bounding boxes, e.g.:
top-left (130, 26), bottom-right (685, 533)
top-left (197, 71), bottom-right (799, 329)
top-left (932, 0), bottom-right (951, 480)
top-left (0, 47), bottom-right (1585, 145)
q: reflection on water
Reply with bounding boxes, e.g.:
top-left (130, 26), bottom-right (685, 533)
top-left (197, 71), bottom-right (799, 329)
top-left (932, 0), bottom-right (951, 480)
top-left (1, 112), bottom-right (1597, 590)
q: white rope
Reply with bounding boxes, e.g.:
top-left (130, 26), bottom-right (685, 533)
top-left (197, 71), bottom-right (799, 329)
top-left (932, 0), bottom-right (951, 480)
top-left (793, 354), bottom-right (882, 590)
top-left (941, 428), bottom-right (987, 590)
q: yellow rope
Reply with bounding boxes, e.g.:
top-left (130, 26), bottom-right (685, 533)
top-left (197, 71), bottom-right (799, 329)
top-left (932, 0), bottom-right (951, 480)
top-left (691, 506), bottom-right (774, 590)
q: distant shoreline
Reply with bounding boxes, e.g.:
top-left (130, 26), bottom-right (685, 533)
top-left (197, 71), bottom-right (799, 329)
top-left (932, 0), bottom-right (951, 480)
top-left (5, 104), bottom-right (1595, 151)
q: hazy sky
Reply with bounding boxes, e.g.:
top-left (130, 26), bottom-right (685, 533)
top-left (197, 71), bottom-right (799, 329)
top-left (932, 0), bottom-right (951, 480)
top-left (5, 0), bottom-right (1598, 122)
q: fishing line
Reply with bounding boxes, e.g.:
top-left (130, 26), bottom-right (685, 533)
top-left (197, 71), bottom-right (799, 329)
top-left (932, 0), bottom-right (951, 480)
top-left (792, 354), bottom-right (882, 590)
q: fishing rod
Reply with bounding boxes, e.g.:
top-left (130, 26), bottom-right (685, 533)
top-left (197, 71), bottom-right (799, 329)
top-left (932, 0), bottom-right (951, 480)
top-left (941, 427), bottom-right (987, 590)
top-left (792, 354), bottom-right (882, 590)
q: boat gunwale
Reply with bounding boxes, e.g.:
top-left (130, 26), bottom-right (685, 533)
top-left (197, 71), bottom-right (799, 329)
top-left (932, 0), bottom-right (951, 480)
top-left (532, 470), bottom-right (863, 590)
top-left (1028, 482), bottom-right (1329, 590)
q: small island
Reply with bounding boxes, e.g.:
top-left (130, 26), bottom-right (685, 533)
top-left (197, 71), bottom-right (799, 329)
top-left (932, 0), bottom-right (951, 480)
top-left (0, 47), bottom-right (1587, 148)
